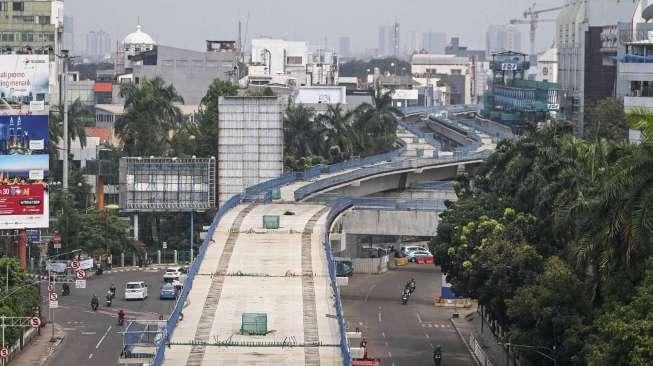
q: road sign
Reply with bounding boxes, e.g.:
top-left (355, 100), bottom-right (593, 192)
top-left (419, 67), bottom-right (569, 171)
top-left (0, 347), bottom-right (8, 358)
top-left (162, 242), bottom-right (167, 249)
top-left (52, 232), bottom-right (61, 249)
top-left (28, 316), bottom-right (41, 328)
top-left (71, 260), bottom-right (80, 270)
top-left (49, 292), bottom-right (58, 302)
top-left (49, 300), bottom-right (58, 309)
top-left (75, 269), bottom-right (86, 280)
top-left (27, 229), bottom-right (40, 243)
top-left (47, 283), bottom-right (54, 292)
top-left (75, 279), bottom-right (86, 289)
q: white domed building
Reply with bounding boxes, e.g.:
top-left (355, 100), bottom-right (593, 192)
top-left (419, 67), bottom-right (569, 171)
top-left (114, 25), bottom-right (156, 75)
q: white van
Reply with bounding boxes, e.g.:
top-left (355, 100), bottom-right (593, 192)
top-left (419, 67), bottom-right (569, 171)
top-left (124, 281), bottom-right (148, 300)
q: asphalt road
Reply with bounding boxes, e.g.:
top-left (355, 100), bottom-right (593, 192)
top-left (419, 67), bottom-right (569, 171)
top-left (341, 263), bottom-right (474, 366)
top-left (42, 267), bottom-right (175, 366)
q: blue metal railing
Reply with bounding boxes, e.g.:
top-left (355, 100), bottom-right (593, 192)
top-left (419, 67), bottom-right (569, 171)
top-left (323, 198), bottom-right (355, 365)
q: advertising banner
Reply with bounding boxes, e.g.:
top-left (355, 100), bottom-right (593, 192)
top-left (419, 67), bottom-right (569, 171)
top-left (79, 258), bottom-right (94, 270)
top-left (0, 55), bottom-right (50, 230)
top-left (0, 55), bottom-right (50, 112)
top-left (0, 184), bottom-right (48, 229)
top-left (0, 115), bottom-right (49, 179)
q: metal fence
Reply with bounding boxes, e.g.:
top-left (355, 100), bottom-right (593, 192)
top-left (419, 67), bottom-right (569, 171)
top-left (324, 197), bottom-right (355, 365)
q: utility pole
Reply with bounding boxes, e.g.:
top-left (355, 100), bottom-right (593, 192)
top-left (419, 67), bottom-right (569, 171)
top-left (61, 50), bottom-right (70, 191)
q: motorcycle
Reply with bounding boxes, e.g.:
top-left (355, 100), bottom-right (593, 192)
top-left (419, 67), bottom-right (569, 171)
top-left (117, 310), bottom-right (125, 326)
top-left (105, 293), bottom-right (112, 307)
top-left (401, 291), bottom-right (409, 305)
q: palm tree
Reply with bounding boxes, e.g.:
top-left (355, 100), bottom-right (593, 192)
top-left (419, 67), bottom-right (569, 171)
top-left (283, 102), bottom-right (324, 158)
top-left (626, 107), bottom-right (653, 142)
top-left (115, 77), bottom-right (183, 156)
top-left (353, 88), bottom-right (403, 155)
top-left (49, 98), bottom-right (93, 150)
top-left (316, 104), bottom-right (354, 162)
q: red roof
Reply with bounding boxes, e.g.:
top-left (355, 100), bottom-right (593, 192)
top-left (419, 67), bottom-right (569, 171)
top-left (85, 127), bottom-right (111, 143)
top-left (94, 81), bottom-right (113, 93)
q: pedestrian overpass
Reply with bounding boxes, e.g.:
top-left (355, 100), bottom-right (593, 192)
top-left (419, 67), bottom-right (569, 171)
top-left (122, 106), bottom-right (496, 366)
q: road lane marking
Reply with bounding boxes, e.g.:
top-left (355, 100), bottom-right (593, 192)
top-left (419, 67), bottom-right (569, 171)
top-left (364, 284), bottom-right (377, 302)
top-left (88, 353), bottom-right (93, 359)
top-left (416, 312), bottom-right (422, 323)
top-left (425, 333), bottom-right (430, 339)
top-left (377, 312), bottom-right (382, 323)
top-left (96, 325), bottom-right (111, 349)
top-left (381, 332), bottom-right (386, 338)
top-left (388, 351), bottom-right (392, 358)
top-left (81, 332), bottom-right (96, 335)
top-left (385, 341), bottom-right (389, 347)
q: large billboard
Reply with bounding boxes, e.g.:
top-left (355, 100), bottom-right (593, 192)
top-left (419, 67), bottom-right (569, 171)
top-left (0, 55), bottom-right (50, 230)
top-left (119, 158), bottom-right (216, 212)
top-left (0, 55), bottom-right (50, 112)
top-left (0, 115), bottom-right (49, 179)
top-left (0, 183), bottom-right (48, 229)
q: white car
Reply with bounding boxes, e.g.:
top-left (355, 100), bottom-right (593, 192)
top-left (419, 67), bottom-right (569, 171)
top-left (124, 281), bottom-right (148, 300)
top-left (163, 267), bottom-right (187, 288)
top-left (401, 245), bottom-right (429, 255)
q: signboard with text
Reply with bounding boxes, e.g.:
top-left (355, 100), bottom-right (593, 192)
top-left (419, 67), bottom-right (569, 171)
top-left (0, 184), bottom-right (48, 229)
top-left (0, 55), bottom-right (50, 230)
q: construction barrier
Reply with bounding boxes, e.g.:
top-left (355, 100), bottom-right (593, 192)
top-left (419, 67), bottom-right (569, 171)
top-left (433, 297), bottom-right (473, 308)
top-left (394, 257), bottom-right (408, 266)
top-left (425, 256), bottom-right (434, 264)
top-left (353, 359), bottom-right (381, 366)
top-left (417, 256), bottom-right (426, 264)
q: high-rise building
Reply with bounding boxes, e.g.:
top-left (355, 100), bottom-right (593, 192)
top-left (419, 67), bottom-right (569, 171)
top-left (392, 21), bottom-right (400, 57)
top-left (421, 32), bottom-right (447, 53)
top-left (85, 30), bottom-right (112, 62)
top-left (338, 37), bottom-right (351, 58)
top-left (63, 15), bottom-right (74, 53)
top-left (486, 25), bottom-right (522, 53)
top-left (557, 0), bottom-right (639, 134)
top-left (0, 0), bottom-right (63, 54)
top-left (378, 26), bottom-right (388, 56)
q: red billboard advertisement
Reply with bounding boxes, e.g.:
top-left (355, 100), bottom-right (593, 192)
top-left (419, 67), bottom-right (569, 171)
top-left (0, 183), bottom-right (48, 229)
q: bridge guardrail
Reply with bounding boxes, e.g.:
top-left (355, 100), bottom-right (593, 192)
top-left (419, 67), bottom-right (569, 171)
top-left (324, 197), bottom-right (355, 365)
top-left (294, 153), bottom-right (488, 202)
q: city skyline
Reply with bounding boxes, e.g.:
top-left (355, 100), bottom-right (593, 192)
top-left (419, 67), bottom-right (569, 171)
top-left (65, 0), bottom-right (558, 57)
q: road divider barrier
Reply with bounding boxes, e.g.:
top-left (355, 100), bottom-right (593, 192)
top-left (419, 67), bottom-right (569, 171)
top-left (394, 257), bottom-right (408, 266)
top-left (433, 297), bottom-right (473, 308)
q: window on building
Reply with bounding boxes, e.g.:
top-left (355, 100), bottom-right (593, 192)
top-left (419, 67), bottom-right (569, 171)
top-left (21, 32), bottom-right (32, 42)
top-left (12, 2), bottom-right (23, 11)
top-left (451, 69), bottom-right (462, 75)
top-left (21, 15), bottom-right (33, 23)
top-left (1, 33), bottom-right (14, 42)
top-left (287, 56), bottom-right (302, 65)
top-left (0, 3), bottom-right (5, 11)
top-left (46, 33), bottom-right (54, 42)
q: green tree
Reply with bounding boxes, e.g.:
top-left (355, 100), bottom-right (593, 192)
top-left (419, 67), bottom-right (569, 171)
top-left (115, 77), bottom-right (183, 156)
top-left (317, 104), bottom-right (355, 163)
top-left (195, 79), bottom-right (239, 158)
top-left (283, 102), bottom-right (325, 166)
top-left (626, 107), bottom-right (653, 143)
top-left (353, 88), bottom-right (402, 155)
top-left (0, 258), bottom-right (39, 346)
top-left (75, 209), bottom-right (132, 257)
top-left (587, 258), bottom-right (653, 366)
top-left (584, 97), bottom-right (628, 144)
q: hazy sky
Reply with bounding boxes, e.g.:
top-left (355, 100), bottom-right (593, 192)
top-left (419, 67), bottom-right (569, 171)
top-left (67, 0), bottom-right (560, 55)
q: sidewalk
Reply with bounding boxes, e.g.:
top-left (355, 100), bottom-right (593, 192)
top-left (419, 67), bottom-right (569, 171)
top-left (10, 324), bottom-right (65, 366)
top-left (450, 305), bottom-right (508, 366)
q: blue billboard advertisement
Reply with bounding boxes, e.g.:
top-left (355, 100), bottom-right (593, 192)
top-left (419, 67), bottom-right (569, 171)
top-left (0, 114), bottom-right (49, 180)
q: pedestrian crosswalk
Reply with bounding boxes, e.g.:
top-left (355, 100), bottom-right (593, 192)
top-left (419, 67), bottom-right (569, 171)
top-left (420, 323), bottom-right (451, 328)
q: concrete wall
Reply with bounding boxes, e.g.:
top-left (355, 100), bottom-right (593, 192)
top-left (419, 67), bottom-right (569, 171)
top-left (341, 209), bottom-right (440, 237)
top-left (352, 256), bottom-right (389, 274)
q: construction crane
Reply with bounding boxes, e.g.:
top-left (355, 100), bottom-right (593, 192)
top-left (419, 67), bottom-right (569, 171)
top-left (510, 2), bottom-right (564, 57)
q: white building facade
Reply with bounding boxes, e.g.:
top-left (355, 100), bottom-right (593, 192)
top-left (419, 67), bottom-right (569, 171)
top-left (411, 54), bottom-right (472, 105)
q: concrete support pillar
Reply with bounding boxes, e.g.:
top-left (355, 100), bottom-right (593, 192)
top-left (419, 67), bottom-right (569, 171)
top-left (29, 257), bottom-right (34, 272)
top-left (157, 250), bottom-right (161, 265)
top-left (120, 252), bottom-right (125, 267)
top-left (190, 248), bottom-right (194, 264)
top-left (132, 253), bottom-right (137, 267)
top-left (133, 214), bottom-right (139, 241)
top-left (173, 250), bottom-right (178, 264)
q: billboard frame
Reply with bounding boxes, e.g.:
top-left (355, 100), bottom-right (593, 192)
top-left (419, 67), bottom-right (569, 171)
top-left (119, 157), bottom-right (216, 213)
